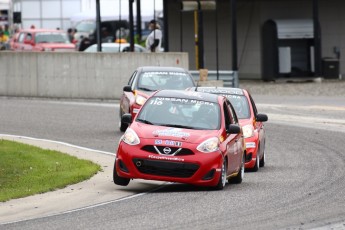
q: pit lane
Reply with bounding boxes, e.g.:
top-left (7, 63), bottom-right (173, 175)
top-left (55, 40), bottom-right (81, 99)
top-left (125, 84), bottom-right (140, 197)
top-left (0, 97), bottom-right (344, 230)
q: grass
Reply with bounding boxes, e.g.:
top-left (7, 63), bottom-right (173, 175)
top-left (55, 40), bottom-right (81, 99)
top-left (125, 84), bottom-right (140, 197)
top-left (0, 139), bottom-right (101, 202)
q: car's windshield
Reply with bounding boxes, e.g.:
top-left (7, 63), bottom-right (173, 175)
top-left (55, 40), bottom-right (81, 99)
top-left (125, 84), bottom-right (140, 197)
top-left (136, 96), bottom-right (220, 130)
top-left (224, 95), bottom-right (250, 119)
top-left (136, 71), bottom-right (195, 91)
top-left (75, 21), bottom-right (95, 33)
top-left (35, 32), bottom-right (70, 44)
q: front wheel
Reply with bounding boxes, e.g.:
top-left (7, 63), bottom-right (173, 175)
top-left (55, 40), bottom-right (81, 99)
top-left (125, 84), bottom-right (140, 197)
top-left (214, 158), bottom-right (227, 190)
top-left (113, 160), bottom-right (130, 186)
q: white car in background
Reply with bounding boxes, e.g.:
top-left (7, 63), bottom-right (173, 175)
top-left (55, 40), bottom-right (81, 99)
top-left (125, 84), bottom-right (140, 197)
top-left (84, 43), bottom-right (148, 53)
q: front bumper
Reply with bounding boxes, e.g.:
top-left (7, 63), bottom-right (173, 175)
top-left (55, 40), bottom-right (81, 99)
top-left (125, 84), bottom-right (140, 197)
top-left (115, 143), bottom-right (224, 187)
top-left (244, 136), bottom-right (259, 169)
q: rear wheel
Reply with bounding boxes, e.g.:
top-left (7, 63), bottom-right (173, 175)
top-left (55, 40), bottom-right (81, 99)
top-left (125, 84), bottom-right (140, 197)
top-left (214, 158), bottom-right (227, 190)
top-left (251, 153), bottom-right (260, 172)
top-left (229, 153), bottom-right (244, 184)
top-left (260, 151), bottom-right (265, 167)
top-left (113, 160), bottom-right (130, 186)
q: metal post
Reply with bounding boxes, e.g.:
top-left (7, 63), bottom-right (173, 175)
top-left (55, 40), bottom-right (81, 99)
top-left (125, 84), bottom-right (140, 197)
top-left (96, 0), bottom-right (101, 52)
top-left (136, 0), bottom-right (142, 43)
top-left (197, 0), bottom-right (204, 69)
top-left (313, 0), bottom-right (322, 76)
top-left (163, 0), bottom-right (169, 51)
top-left (129, 0), bottom-right (134, 52)
top-left (215, 0), bottom-right (219, 79)
top-left (231, 0), bottom-right (238, 71)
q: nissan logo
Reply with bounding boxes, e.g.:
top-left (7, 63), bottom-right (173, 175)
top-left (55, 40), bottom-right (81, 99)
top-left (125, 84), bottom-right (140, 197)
top-left (163, 147), bottom-right (172, 154)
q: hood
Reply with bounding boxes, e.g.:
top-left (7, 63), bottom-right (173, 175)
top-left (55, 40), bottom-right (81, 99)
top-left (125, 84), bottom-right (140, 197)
top-left (238, 118), bottom-right (252, 127)
top-left (131, 122), bottom-right (220, 144)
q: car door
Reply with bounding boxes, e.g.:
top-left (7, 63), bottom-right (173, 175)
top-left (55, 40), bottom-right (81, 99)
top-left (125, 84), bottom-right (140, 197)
top-left (22, 32), bottom-right (34, 51)
top-left (120, 70), bottom-right (137, 115)
top-left (222, 100), bottom-right (242, 175)
top-left (14, 32), bottom-right (26, 51)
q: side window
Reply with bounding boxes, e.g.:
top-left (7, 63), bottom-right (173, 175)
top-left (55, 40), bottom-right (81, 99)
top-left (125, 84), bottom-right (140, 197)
top-left (227, 100), bottom-right (239, 124)
top-left (26, 33), bottom-right (33, 41)
top-left (18, 33), bottom-right (26, 43)
top-left (223, 102), bottom-right (231, 130)
top-left (128, 71), bottom-right (137, 86)
top-left (248, 94), bottom-right (258, 117)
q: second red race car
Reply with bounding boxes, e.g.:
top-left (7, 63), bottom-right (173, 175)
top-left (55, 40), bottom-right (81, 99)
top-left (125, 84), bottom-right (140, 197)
top-left (114, 90), bottom-right (245, 190)
top-left (119, 66), bottom-right (196, 131)
top-left (189, 87), bottom-right (268, 172)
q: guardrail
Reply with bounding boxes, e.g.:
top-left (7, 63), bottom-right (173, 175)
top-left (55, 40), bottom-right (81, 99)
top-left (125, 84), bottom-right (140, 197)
top-left (189, 70), bottom-right (239, 88)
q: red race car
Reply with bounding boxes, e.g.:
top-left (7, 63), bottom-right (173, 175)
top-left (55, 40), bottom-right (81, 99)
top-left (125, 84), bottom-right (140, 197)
top-left (114, 90), bottom-right (245, 190)
top-left (189, 87), bottom-right (268, 172)
top-left (119, 66), bottom-right (196, 131)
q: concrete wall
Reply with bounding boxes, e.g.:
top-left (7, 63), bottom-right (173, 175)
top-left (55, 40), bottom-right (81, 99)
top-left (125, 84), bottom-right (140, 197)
top-left (0, 52), bottom-right (189, 99)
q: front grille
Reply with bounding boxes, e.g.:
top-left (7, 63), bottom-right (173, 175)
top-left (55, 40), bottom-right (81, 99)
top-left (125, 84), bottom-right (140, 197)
top-left (141, 145), bottom-right (194, 156)
top-left (133, 158), bottom-right (199, 178)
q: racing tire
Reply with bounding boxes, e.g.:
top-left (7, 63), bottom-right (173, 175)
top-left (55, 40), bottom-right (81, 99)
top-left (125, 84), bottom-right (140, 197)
top-left (251, 154), bottom-right (260, 172)
top-left (113, 161), bottom-right (130, 186)
top-left (214, 158), bottom-right (227, 190)
top-left (259, 151), bottom-right (265, 167)
top-left (119, 110), bottom-right (128, 132)
top-left (229, 153), bottom-right (244, 184)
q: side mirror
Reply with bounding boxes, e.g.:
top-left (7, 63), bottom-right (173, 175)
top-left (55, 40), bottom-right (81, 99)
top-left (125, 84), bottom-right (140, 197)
top-left (121, 113), bottom-right (132, 124)
top-left (256, 114), bottom-right (268, 122)
top-left (228, 124), bottom-right (241, 134)
top-left (123, 85), bottom-right (132, 92)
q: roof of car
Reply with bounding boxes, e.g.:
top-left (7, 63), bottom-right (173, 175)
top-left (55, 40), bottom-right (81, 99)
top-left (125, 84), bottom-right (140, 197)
top-left (190, 86), bottom-right (245, 96)
top-left (153, 89), bottom-right (221, 103)
top-left (19, 29), bottom-right (66, 33)
top-left (138, 66), bottom-right (189, 73)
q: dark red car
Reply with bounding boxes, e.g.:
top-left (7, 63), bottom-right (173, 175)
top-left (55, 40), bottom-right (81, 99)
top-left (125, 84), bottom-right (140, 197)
top-left (119, 66), bottom-right (196, 131)
top-left (189, 87), bottom-right (268, 172)
top-left (114, 90), bottom-right (245, 190)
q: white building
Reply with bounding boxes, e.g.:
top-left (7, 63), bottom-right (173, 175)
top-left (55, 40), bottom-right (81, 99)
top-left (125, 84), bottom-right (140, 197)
top-left (9, 0), bottom-right (162, 30)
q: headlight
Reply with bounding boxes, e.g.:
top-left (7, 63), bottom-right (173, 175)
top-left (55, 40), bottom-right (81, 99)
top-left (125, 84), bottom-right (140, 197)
top-left (135, 95), bottom-right (147, 105)
top-left (197, 137), bottom-right (219, 153)
top-left (242, 124), bottom-right (254, 138)
top-left (122, 128), bottom-right (140, 145)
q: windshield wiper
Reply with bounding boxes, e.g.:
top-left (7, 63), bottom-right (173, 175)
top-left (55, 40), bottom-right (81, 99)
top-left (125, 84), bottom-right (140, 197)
top-left (137, 87), bottom-right (155, 92)
top-left (136, 118), bottom-right (154, 125)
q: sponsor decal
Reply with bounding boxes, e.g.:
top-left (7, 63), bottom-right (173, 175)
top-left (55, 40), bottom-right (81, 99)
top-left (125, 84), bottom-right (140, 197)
top-left (155, 139), bottom-right (183, 147)
top-left (151, 97), bottom-right (214, 106)
top-left (198, 88), bottom-right (243, 95)
top-left (153, 128), bottom-right (190, 138)
top-left (143, 72), bottom-right (187, 76)
top-left (133, 108), bottom-right (140, 113)
top-left (246, 142), bottom-right (256, 149)
top-left (155, 139), bottom-right (163, 145)
top-left (148, 155), bottom-right (185, 162)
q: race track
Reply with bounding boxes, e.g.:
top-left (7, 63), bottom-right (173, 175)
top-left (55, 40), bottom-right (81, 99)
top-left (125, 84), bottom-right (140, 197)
top-left (0, 96), bottom-right (345, 230)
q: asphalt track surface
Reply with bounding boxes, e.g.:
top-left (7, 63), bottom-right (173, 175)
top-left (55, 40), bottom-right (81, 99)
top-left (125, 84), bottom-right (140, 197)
top-left (0, 93), bottom-right (345, 230)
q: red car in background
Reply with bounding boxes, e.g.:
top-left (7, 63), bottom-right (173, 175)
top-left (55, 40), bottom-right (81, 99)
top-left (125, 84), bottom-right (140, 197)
top-left (119, 66), bottom-right (196, 131)
top-left (114, 90), bottom-right (245, 190)
top-left (190, 87), bottom-right (268, 172)
top-left (11, 29), bottom-right (76, 52)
